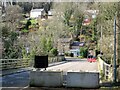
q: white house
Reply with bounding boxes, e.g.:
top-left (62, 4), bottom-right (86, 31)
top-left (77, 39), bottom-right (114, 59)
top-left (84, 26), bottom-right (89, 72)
top-left (30, 9), bottom-right (44, 18)
top-left (69, 49), bottom-right (80, 57)
top-left (30, 9), bottom-right (53, 19)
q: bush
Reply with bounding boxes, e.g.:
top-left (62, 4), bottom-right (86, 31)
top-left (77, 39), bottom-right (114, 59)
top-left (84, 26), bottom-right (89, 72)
top-left (49, 48), bottom-right (58, 56)
top-left (78, 56), bottom-right (84, 59)
top-left (65, 52), bottom-right (70, 56)
top-left (80, 47), bottom-right (88, 58)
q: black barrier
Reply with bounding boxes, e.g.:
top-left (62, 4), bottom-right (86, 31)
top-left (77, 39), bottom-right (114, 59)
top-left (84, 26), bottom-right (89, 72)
top-left (34, 55), bottom-right (48, 68)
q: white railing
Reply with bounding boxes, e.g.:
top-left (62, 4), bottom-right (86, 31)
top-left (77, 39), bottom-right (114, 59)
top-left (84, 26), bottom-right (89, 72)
top-left (98, 57), bottom-right (112, 81)
top-left (103, 62), bottom-right (112, 80)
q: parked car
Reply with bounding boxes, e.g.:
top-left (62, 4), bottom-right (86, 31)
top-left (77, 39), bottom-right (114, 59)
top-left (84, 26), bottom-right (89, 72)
top-left (87, 55), bottom-right (97, 63)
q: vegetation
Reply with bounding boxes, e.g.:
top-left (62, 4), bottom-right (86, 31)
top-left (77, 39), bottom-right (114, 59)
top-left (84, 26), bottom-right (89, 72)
top-left (1, 2), bottom-right (120, 64)
top-left (80, 47), bottom-right (88, 58)
top-left (95, 2), bottom-right (118, 64)
top-left (2, 25), bottom-right (21, 59)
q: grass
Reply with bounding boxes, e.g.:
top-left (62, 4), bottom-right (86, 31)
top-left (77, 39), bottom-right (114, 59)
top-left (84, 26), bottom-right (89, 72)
top-left (78, 56), bottom-right (84, 59)
top-left (30, 19), bottom-right (37, 25)
top-left (22, 29), bottom-right (29, 33)
top-left (100, 86), bottom-right (120, 90)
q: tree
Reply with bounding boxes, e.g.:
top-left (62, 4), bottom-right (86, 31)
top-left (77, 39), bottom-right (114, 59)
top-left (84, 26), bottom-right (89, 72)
top-left (22, 2), bottom-right (33, 13)
top-left (1, 5), bottom-right (24, 59)
top-left (2, 25), bottom-right (20, 59)
top-left (51, 2), bottom-right (86, 40)
top-left (85, 2), bottom-right (117, 62)
top-left (4, 5), bottom-right (23, 32)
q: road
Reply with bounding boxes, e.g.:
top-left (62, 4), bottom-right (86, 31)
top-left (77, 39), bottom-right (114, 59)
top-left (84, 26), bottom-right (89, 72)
top-left (47, 58), bottom-right (98, 72)
top-left (1, 71), bottom-right (30, 87)
top-left (1, 58), bottom-right (98, 87)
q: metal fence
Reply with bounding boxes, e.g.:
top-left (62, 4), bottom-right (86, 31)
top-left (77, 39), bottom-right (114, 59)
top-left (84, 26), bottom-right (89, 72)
top-left (0, 58), bottom-right (31, 70)
top-left (103, 62), bottom-right (112, 80)
top-left (98, 57), bottom-right (112, 81)
top-left (0, 56), bottom-right (65, 70)
top-left (48, 56), bottom-right (65, 63)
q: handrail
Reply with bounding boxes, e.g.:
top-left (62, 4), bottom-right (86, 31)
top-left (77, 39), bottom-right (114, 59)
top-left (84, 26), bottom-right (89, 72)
top-left (0, 58), bottom-right (31, 70)
top-left (0, 56), bottom-right (64, 70)
top-left (98, 57), bottom-right (112, 81)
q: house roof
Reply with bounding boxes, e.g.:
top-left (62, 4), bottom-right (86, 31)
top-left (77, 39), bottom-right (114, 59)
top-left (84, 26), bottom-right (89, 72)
top-left (71, 41), bottom-right (85, 46)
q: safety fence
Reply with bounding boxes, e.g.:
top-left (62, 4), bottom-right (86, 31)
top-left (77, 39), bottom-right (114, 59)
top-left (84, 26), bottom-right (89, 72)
top-left (0, 58), bottom-right (31, 70)
top-left (98, 57), bottom-right (112, 81)
top-left (0, 56), bottom-right (65, 70)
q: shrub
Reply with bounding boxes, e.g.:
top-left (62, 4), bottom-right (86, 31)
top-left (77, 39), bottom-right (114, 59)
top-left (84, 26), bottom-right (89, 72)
top-left (49, 48), bottom-right (58, 56)
top-left (80, 47), bottom-right (88, 58)
top-left (65, 52), bottom-right (70, 56)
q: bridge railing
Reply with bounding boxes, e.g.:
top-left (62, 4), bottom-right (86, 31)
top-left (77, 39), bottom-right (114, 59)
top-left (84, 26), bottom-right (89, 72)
top-left (0, 58), bottom-right (31, 70)
top-left (48, 56), bottom-right (65, 63)
top-left (98, 57), bottom-right (113, 81)
top-left (0, 56), bottom-right (65, 70)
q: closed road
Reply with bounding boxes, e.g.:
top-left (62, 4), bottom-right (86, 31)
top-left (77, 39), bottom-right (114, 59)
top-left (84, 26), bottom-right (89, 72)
top-left (47, 58), bottom-right (98, 72)
top-left (1, 57), bottom-right (98, 87)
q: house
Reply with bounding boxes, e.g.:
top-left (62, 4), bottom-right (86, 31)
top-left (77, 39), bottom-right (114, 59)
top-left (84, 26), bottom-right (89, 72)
top-left (70, 41), bottom-right (85, 49)
top-left (30, 9), bottom-right (53, 19)
top-left (30, 9), bottom-right (45, 18)
top-left (57, 38), bottom-right (73, 54)
top-left (82, 10), bottom-right (99, 26)
top-left (69, 49), bottom-right (80, 57)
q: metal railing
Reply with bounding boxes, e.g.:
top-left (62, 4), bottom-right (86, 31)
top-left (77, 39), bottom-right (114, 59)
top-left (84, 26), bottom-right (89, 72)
top-left (0, 58), bottom-right (31, 70)
top-left (103, 62), bottom-right (112, 80)
top-left (0, 56), bottom-right (65, 70)
top-left (98, 57), bottom-right (112, 81)
top-left (48, 56), bottom-right (65, 63)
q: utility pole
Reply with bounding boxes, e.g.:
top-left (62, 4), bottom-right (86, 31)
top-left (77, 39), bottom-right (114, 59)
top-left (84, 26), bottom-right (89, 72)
top-left (100, 25), bottom-right (102, 54)
top-left (113, 13), bottom-right (117, 83)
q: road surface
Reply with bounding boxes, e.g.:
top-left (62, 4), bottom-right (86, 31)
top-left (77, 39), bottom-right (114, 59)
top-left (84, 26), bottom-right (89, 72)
top-left (1, 58), bottom-right (98, 87)
top-left (47, 58), bottom-right (98, 72)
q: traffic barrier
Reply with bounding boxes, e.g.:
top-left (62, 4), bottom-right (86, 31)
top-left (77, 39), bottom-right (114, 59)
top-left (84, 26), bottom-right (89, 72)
top-left (30, 70), bottom-right (63, 87)
top-left (66, 71), bottom-right (99, 88)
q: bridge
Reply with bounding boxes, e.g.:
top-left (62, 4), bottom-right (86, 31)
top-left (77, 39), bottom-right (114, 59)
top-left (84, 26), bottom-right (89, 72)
top-left (0, 57), bottom-right (118, 89)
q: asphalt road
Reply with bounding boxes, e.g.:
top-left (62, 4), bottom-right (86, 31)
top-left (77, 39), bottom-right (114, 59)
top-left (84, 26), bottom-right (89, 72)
top-left (1, 71), bottom-right (30, 87)
top-left (47, 58), bottom-right (98, 72)
top-left (1, 58), bottom-right (98, 87)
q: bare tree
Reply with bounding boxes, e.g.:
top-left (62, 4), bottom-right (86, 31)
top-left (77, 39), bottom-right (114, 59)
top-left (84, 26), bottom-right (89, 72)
top-left (4, 5), bottom-right (23, 31)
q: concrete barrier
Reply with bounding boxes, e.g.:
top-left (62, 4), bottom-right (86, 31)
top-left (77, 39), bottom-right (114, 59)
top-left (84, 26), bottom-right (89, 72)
top-left (30, 70), bottom-right (63, 87)
top-left (66, 71), bottom-right (99, 88)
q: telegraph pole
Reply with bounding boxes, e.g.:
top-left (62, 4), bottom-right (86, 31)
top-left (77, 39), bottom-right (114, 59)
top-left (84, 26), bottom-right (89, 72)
top-left (113, 13), bottom-right (117, 83)
top-left (100, 25), bottom-right (102, 54)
